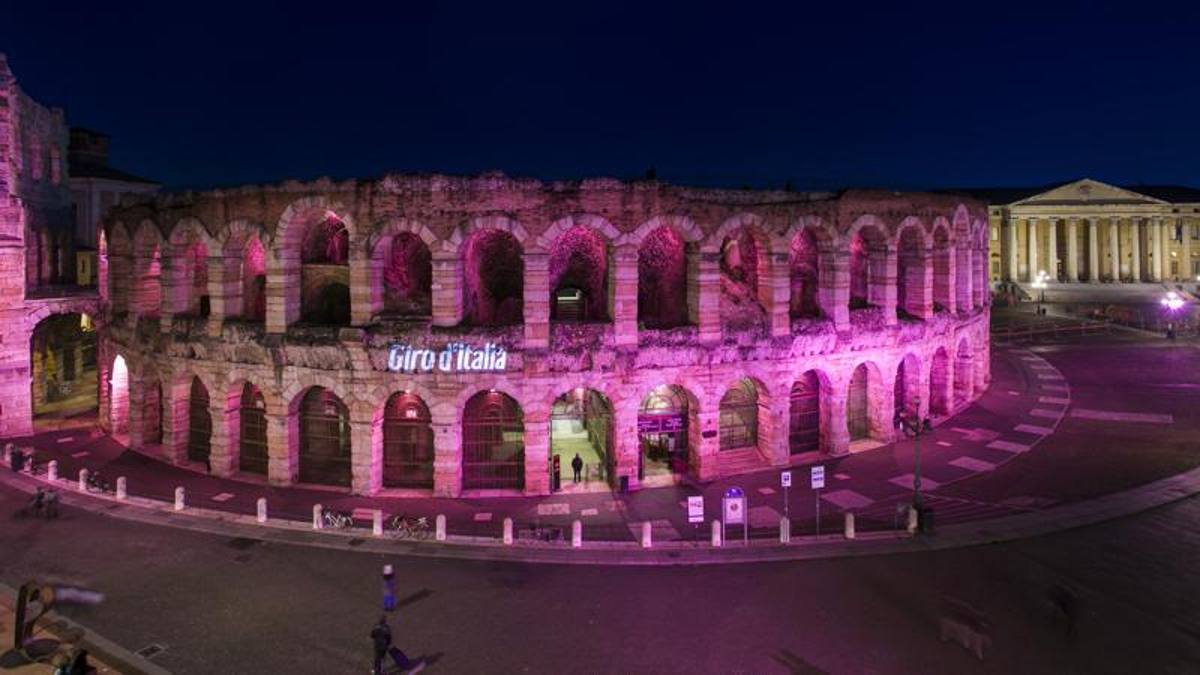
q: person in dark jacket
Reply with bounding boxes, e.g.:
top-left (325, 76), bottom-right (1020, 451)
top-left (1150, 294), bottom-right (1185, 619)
top-left (571, 453), bottom-right (583, 483)
top-left (371, 615), bottom-right (416, 674)
top-left (382, 564), bottom-right (397, 612)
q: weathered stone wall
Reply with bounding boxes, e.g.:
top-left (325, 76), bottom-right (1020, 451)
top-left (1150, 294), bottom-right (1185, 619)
top-left (100, 174), bottom-right (991, 498)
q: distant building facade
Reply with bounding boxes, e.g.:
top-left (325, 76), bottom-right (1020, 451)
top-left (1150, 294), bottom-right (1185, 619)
top-left (976, 178), bottom-right (1200, 285)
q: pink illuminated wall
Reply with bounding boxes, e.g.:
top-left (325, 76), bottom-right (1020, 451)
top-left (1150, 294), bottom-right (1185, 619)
top-left (549, 225), bottom-right (608, 321)
top-left (463, 229), bottom-right (524, 325)
top-left (789, 229), bottom-right (819, 317)
top-left (637, 225), bottom-right (687, 328)
top-left (382, 232), bottom-right (432, 315)
top-left (243, 237), bottom-right (266, 321)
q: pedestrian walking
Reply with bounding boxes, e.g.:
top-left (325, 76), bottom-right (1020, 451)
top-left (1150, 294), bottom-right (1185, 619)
top-left (571, 453), bottom-right (583, 483)
top-left (382, 564), bottom-right (397, 613)
top-left (370, 615), bottom-right (418, 674)
top-left (45, 488), bottom-right (59, 519)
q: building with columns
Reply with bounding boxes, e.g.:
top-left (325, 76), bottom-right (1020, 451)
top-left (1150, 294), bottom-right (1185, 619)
top-left (96, 175), bottom-right (991, 498)
top-left (977, 178), bottom-right (1200, 286)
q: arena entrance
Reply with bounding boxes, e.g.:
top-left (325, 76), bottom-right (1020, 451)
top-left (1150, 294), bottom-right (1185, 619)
top-left (238, 383), bottom-right (268, 475)
top-left (462, 390), bottom-right (525, 491)
top-left (31, 313), bottom-right (97, 429)
top-left (381, 392), bottom-right (435, 489)
top-left (297, 387), bottom-right (351, 487)
top-left (550, 388), bottom-right (613, 491)
top-left (638, 385), bottom-right (693, 486)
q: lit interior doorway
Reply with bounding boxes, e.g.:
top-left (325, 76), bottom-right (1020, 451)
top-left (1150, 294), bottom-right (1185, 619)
top-left (638, 384), bottom-right (692, 486)
top-left (32, 313), bottom-right (98, 430)
top-left (550, 388), bottom-right (612, 492)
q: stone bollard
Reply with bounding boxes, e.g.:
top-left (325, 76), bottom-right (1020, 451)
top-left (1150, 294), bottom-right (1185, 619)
top-left (844, 512), bottom-right (856, 540)
top-left (116, 476), bottom-right (127, 500)
top-left (502, 517), bottom-right (513, 545)
top-left (372, 510), bottom-right (384, 537)
top-left (435, 514), bottom-right (447, 542)
top-left (572, 519), bottom-right (582, 548)
top-left (256, 497), bottom-right (267, 523)
top-left (47, 460), bottom-right (58, 482)
top-left (2, 442), bottom-right (11, 465)
top-left (313, 504), bottom-right (324, 530)
top-left (711, 519), bottom-right (722, 547)
top-left (907, 505), bottom-right (919, 534)
top-left (77, 468), bottom-right (89, 492)
top-left (174, 486), bottom-right (185, 511)
top-left (779, 516), bottom-right (791, 543)
top-left (641, 521), bottom-right (652, 549)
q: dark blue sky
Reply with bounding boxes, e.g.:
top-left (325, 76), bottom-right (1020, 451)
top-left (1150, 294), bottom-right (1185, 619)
top-left (4, 1), bottom-right (1199, 191)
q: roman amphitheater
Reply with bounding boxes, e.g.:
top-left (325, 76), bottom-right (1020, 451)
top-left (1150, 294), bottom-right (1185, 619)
top-left (97, 174), bottom-right (991, 497)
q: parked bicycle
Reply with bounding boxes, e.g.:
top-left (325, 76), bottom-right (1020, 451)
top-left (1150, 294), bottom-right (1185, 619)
top-left (322, 507), bottom-right (354, 530)
top-left (85, 471), bottom-right (113, 494)
top-left (388, 514), bottom-right (431, 540)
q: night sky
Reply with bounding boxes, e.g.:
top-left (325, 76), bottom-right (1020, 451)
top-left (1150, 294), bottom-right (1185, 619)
top-left (4, 1), bottom-right (1199, 191)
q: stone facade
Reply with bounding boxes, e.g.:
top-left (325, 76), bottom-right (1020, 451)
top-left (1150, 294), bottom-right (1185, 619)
top-left (0, 54), bottom-right (99, 437)
top-left (99, 174), bottom-right (991, 498)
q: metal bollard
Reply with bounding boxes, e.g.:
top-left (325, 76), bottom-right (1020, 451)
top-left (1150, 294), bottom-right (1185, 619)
top-left (503, 517), bottom-right (513, 545)
top-left (711, 519), bottom-right (722, 547)
top-left (116, 476), bottom-right (127, 500)
top-left (313, 504), bottom-right (323, 530)
top-left (572, 519), bottom-right (582, 548)
top-left (78, 468), bottom-right (89, 492)
top-left (907, 505), bottom-right (918, 534)
top-left (779, 516), bottom-right (791, 543)
top-left (372, 509), bottom-right (383, 537)
top-left (47, 460), bottom-right (58, 482)
top-left (641, 521), bottom-right (652, 549)
top-left (256, 497), bottom-right (267, 523)
top-left (844, 512), bottom-right (856, 539)
top-left (435, 514), bottom-right (446, 542)
top-left (174, 486), bottom-right (185, 511)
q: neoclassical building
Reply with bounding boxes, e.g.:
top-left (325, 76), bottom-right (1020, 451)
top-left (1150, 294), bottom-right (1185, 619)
top-left (980, 178), bottom-right (1200, 285)
top-left (96, 175), bottom-right (991, 498)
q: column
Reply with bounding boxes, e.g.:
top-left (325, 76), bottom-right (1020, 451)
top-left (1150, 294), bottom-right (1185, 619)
top-left (1006, 219), bottom-right (1019, 282)
top-left (522, 250), bottom-right (550, 349)
top-left (764, 385), bottom-right (791, 466)
top-left (610, 244), bottom-right (638, 347)
top-left (430, 249), bottom-right (462, 327)
top-left (1066, 217), bottom-right (1079, 282)
top-left (956, 247), bottom-right (973, 310)
top-left (431, 418), bottom-right (461, 498)
top-left (868, 245), bottom-right (898, 325)
top-left (610, 405), bottom-right (640, 491)
top-left (1149, 217), bottom-right (1161, 281)
top-left (349, 249), bottom-right (372, 326)
top-left (690, 247), bottom-right (721, 344)
top-left (206, 255), bottom-right (227, 336)
top-left (1159, 217), bottom-right (1172, 280)
top-left (767, 249), bottom-right (792, 337)
top-left (349, 418), bottom-right (376, 494)
top-left (1109, 217), bottom-right (1120, 281)
top-left (818, 245), bottom-right (850, 330)
top-left (826, 388), bottom-right (850, 457)
top-left (690, 409), bottom-right (720, 481)
top-left (1131, 217), bottom-right (1142, 281)
top-left (1183, 219), bottom-right (1193, 281)
top-left (1027, 218), bottom-right (1039, 281)
top-left (162, 379), bottom-right (190, 465)
top-left (1046, 218), bottom-right (1059, 281)
top-left (209, 400), bottom-right (234, 477)
top-left (523, 410), bottom-right (550, 496)
top-left (265, 403), bottom-right (296, 486)
top-left (1087, 220), bottom-right (1099, 282)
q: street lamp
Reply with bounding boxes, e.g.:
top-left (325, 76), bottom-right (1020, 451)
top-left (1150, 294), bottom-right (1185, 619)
top-left (1161, 291), bottom-right (1184, 339)
top-left (1032, 270), bottom-right (1049, 315)
top-left (911, 396), bottom-right (924, 511)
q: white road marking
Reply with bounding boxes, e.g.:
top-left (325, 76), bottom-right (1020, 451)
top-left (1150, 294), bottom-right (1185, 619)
top-left (936, 441), bottom-right (952, 447)
top-left (1070, 409), bottom-right (1174, 424)
top-left (1038, 396), bottom-right (1070, 405)
top-left (949, 456), bottom-right (996, 472)
top-left (757, 486), bottom-right (776, 495)
top-left (56, 437), bottom-right (74, 444)
top-left (820, 489), bottom-right (874, 510)
top-left (1014, 423), bottom-right (1054, 435)
top-left (473, 512), bottom-right (493, 522)
top-left (580, 508), bottom-right (599, 517)
top-left (834, 473), bottom-right (851, 481)
top-left (1030, 408), bottom-right (1063, 419)
top-left (987, 440), bottom-right (1030, 454)
top-left (536, 503), bottom-right (570, 516)
top-left (71, 451), bottom-right (89, 458)
top-left (210, 492), bottom-right (235, 503)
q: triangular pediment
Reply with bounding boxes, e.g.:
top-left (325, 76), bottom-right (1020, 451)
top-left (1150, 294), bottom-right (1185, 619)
top-left (1013, 179), bottom-right (1167, 207)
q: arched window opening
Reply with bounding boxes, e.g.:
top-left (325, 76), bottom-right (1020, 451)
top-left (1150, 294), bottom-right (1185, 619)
top-left (299, 387), bottom-right (351, 487)
top-left (462, 390), bottom-right (524, 490)
top-left (897, 227), bottom-right (926, 320)
top-left (463, 229), bottom-right (524, 326)
top-left (176, 241), bottom-right (209, 317)
top-left (382, 392), bottom-right (434, 488)
top-left (955, 341), bottom-right (973, 406)
top-left (933, 227), bottom-right (953, 312)
top-left (638, 226), bottom-right (688, 329)
top-left (239, 383), bottom-right (268, 475)
top-left (789, 371), bottom-right (821, 454)
top-left (930, 347), bottom-right (951, 417)
top-left (243, 237), bottom-right (266, 321)
top-left (549, 226), bottom-right (608, 322)
top-left (30, 313), bottom-right (98, 425)
top-left (187, 377), bottom-right (212, 465)
top-left (638, 384), bottom-right (691, 480)
top-left (894, 355), bottom-right (920, 424)
top-left (382, 233), bottom-right (432, 317)
top-left (847, 364), bottom-right (870, 441)
top-left (551, 388), bottom-right (614, 487)
top-left (301, 214), bottom-right (351, 325)
top-left (110, 355), bottom-right (129, 436)
top-left (789, 229), bottom-right (820, 318)
top-left (719, 230), bottom-right (766, 330)
top-left (719, 379), bottom-right (759, 451)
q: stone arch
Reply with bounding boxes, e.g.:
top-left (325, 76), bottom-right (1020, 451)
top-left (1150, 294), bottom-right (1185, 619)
top-left (368, 219), bottom-right (434, 318)
top-left (717, 375), bottom-right (770, 454)
top-left (218, 220), bottom-right (268, 321)
top-left (374, 389), bottom-right (435, 489)
top-left (166, 217), bottom-right (216, 318)
top-left (896, 217), bottom-right (932, 320)
top-left (790, 367), bottom-right (834, 455)
top-left (222, 377), bottom-right (270, 476)
top-left (781, 217), bottom-right (836, 321)
top-left (846, 215), bottom-right (891, 313)
top-left (636, 222), bottom-right (691, 329)
top-left (448, 214), bottom-right (529, 253)
top-left (549, 385), bottom-right (616, 486)
top-left (929, 346), bottom-right (952, 416)
top-left (29, 310), bottom-right (98, 426)
top-left (636, 382), bottom-right (703, 484)
top-left (893, 352), bottom-right (922, 421)
top-left (618, 214), bottom-right (704, 248)
top-left (269, 197), bottom-right (357, 330)
top-left (185, 375), bottom-right (212, 465)
top-left (107, 223), bottom-right (132, 314)
top-left (954, 337), bottom-right (974, 406)
top-left (289, 384), bottom-right (352, 488)
top-left (953, 205), bottom-right (974, 310)
top-left (931, 218), bottom-right (955, 313)
top-left (713, 213), bottom-right (772, 328)
top-left (548, 220), bottom-right (611, 322)
top-left (461, 226), bottom-right (524, 325)
top-left (108, 352), bottom-right (130, 436)
top-left (537, 213), bottom-right (620, 250)
top-left (847, 360), bottom-right (889, 443)
top-left (461, 388), bottom-right (525, 491)
top-left (131, 220), bottom-right (163, 318)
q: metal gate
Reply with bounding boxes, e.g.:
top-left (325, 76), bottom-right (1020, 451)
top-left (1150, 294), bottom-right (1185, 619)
top-left (847, 366), bottom-right (869, 441)
top-left (462, 392), bottom-right (524, 490)
top-left (719, 379), bottom-right (758, 451)
top-left (299, 388), bottom-right (351, 487)
top-left (789, 372), bottom-right (820, 454)
top-left (187, 378), bottom-right (212, 464)
top-left (382, 392), bottom-right (434, 488)
top-left (238, 383), bottom-right (268, 475)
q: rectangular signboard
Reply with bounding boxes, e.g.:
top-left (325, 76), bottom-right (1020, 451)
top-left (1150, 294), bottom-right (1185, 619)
top-left (687, 496), bottom-right (704, 523)
top-left (781, 471), bottom-right (792, 488)
top-left (722, 496), bottom-right (745, 524)
top-left (810, 465), bottom-right (825, 489)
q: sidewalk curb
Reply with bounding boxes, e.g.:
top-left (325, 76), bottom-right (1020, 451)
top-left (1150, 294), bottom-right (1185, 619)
top-left (0, 581), bottom-right (172, 675)
top-left (4, 463), bottom-right (1199, 566)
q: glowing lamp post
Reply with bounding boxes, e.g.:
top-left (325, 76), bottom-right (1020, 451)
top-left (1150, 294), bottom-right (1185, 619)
top-left (911, 396), bottom-right (924, 512)
top-left (1032, 270), bottom-right (1049, 315)
top-left (1161, 291), bottom-right (1184, 339)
